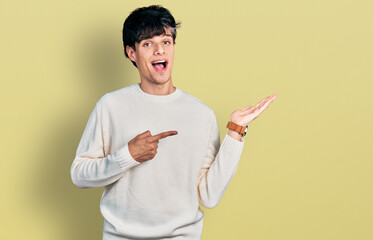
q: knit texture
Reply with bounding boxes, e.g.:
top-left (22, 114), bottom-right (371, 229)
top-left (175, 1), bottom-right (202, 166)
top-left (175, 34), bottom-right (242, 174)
top-left (71, 83), bottom-right (245, 240)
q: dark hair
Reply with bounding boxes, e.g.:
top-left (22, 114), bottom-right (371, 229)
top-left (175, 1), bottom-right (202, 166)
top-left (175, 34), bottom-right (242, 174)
top-left (122, 5), bottom-right (181, 67)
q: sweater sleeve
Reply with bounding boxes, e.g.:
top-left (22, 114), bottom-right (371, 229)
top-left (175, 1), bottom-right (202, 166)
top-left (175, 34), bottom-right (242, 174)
top-left (197, 109), bottom-right (244, 209)
top-left (70, 101), bottom-right (140, 189)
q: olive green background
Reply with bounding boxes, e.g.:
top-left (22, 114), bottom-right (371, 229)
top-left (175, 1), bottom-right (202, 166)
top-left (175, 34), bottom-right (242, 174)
top-left (1, 0), bottom-right (372, 239)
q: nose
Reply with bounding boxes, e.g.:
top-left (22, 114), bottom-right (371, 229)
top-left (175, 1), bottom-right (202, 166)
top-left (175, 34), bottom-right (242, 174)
top-left (154, 43), bottom-right (165, 55)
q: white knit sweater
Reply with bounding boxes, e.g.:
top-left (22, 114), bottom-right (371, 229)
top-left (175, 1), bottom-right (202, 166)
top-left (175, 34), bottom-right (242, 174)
top-left (70, 83), bottom-right (245, 240)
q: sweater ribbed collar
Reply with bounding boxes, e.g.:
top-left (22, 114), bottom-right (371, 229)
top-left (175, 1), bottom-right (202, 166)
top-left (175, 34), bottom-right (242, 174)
top-left (134, 83), bottom-right (183, 103)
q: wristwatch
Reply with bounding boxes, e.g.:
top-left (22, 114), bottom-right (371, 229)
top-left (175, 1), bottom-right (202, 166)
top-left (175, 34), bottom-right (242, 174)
top-left (226, 121), bottom-right (248, 137)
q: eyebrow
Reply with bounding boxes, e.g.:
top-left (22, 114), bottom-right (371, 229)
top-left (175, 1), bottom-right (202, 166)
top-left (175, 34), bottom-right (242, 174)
top-left (141, 34), bottom-right (173, 42)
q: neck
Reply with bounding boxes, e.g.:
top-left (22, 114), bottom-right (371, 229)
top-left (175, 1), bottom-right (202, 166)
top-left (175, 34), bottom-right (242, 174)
top-left (139, 80), bottom-right (176, 96)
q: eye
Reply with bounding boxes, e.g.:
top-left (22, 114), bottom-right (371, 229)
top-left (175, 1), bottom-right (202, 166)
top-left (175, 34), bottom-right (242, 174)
top-left (164, 40), bottom-right (171, 45)
top-left (144, 42), bottom-right (152, 47)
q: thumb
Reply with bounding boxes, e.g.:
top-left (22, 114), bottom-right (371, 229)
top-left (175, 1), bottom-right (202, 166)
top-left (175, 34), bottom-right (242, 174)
top-left (138, 130), bottom-right (151, 139)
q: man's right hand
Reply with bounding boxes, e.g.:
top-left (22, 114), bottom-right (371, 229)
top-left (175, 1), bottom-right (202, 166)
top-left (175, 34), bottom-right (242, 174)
top-left (127, 130), bottom-right (178, 163)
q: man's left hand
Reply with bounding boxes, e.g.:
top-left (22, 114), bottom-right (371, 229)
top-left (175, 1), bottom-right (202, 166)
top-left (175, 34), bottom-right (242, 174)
top-left (230, 94), bottom-right (278, 127)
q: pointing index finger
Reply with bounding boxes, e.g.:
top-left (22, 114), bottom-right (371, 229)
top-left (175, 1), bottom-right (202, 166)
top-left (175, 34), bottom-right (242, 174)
top-left (148, 130), bottom-right (178, 142)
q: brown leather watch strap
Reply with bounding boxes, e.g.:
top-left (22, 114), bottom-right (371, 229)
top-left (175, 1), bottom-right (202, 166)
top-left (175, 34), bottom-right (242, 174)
top-left (226, 121), bottom-right (247, 136)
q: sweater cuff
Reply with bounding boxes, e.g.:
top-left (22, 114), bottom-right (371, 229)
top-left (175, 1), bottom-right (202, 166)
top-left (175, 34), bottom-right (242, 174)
top-left (115, 143), bottom-right (141, 171)
top-left (220, 133), bottom-right (245, 156)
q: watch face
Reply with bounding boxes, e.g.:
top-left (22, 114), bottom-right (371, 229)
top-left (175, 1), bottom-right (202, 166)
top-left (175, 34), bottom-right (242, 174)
top-left (243, 125), bottom-right (248, 137)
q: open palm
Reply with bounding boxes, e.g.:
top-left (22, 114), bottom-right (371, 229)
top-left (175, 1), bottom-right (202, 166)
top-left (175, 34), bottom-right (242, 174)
top-left (230, 94), bottom-right (278, 126)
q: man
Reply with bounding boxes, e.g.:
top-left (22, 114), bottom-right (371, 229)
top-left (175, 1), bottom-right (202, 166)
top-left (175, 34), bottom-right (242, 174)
top-left (71, 5), bottom-right (277, 240)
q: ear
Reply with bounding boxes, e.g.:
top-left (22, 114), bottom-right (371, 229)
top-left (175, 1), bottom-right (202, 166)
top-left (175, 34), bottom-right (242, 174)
top-left (126, 46), bottom-right (136, 62)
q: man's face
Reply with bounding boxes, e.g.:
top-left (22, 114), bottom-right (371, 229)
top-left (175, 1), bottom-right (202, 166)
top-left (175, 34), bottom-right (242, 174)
top-left (126, 28), bottom-right (175, 85)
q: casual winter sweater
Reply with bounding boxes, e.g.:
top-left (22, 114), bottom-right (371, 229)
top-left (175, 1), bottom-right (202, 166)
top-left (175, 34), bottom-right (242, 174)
top-left (70, 83), bottom-right (245, 240)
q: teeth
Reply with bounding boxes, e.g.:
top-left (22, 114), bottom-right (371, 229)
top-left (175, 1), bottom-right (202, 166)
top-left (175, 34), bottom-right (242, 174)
top-left (152, 60), bottom-right (166, 64)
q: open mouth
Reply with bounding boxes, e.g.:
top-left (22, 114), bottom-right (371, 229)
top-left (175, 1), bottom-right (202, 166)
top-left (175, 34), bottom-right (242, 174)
top-left (151, 60), bottom-right (168, 72)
